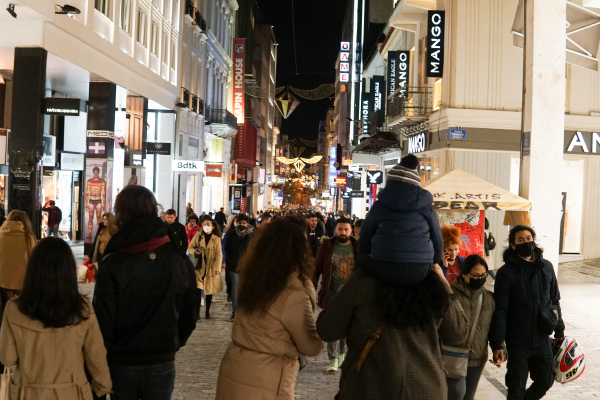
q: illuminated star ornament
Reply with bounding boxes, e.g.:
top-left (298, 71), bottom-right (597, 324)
top-left (275, 89), bottom-right (300, 119)
top-left (276, 156), bottom-right (323, 172)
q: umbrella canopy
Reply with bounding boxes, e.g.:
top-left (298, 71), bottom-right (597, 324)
top-left (422, 169), bottom-right (532, 211)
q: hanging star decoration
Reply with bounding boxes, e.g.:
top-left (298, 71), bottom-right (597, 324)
top-left (276, 156), bottom-right (323, 172)
top-left (276, 89), bottom-right (301, 119)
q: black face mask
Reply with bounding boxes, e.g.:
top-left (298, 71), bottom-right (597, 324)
top-left (467, 277), bottom-right (486, 290)
top-left (237, 225), bottom-right (247, 233)
top-left (515, 241), bottom-right (536, 258)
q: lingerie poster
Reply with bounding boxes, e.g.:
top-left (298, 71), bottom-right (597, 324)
top-left (84, 159), bottom-right (113, 245)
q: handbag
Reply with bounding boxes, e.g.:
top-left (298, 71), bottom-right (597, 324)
top-left (335, 321), bottom-right (386, 400)
top-left (524, 271), bottom-right (558, 336)
top-left (442, 292), bottom-right (483, 379)
top-left (0, 366), bottom-right (11, 400)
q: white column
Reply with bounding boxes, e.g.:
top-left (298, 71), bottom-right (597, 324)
top-left (519, 0), bottom-right (566, 269)
top-left (207, 60), bottom-right (215, 108)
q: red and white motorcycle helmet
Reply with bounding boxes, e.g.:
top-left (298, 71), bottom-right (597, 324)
top-left (553, 337), bottom-right (586, 384)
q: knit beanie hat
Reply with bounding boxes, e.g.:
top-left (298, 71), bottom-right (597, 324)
top-left (387, 154), bottom-right (421, 185)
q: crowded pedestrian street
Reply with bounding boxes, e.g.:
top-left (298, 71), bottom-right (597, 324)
top-left (1, 0), bottom-right (599, 399)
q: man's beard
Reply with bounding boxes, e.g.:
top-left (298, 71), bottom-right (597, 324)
top-left (337, 235), bottom-right (349, 243)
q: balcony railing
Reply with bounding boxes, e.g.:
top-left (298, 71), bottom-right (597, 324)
top-left (180, 87), bottom-right (190, 109)
top-left (191, 95), bottom-right (199, 113)
top-left (387, 87), bottom-right (433, 123)
top-left (185, 3), bottom-right (196, 21)
top-left (210, 109), bottom-right (238, 130)
top-left (198, 98), bottom-right (205, 115)
top-left (195, 10), bottom-right (207, 32)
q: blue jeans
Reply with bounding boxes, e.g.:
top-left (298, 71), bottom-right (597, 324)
top-left (230, 271), bottom-right (240, 313)
top-left (46, 226), bottom-right (59, 237)
top-left (109, 362), bottom-right (175, 400)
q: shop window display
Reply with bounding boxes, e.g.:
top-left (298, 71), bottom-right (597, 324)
top-left (42, 171), bottom-right (73, 241)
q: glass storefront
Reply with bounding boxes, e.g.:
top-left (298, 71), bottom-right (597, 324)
top-left (42, 170), bottom-right (77, 241)
top-left (561, 160), bottom-right (584, 254)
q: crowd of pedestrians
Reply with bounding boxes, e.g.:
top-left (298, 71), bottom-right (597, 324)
top-left (0, 154), bottom-right (576, 400)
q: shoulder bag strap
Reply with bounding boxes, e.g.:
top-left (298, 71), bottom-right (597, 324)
top-left (337, 321), bottom-right (387, 399)
top-left (466, 293), bottom-right (483, 349)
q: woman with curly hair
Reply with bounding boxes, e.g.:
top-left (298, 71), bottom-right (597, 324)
top-left (440, 225), bottom-right (464, 285)
top-left (317, 260), bottom-right (468, 400)
top-left (216, 215), bottom-right (324, 400)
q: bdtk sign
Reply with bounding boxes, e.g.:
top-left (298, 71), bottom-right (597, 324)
top-left (426, 11), bottom-right (445, 78)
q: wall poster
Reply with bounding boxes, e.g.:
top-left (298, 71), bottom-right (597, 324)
top-left (84, 159), bottom-right (112, 244)
top-left (436, 209), bottom-right (484, 258)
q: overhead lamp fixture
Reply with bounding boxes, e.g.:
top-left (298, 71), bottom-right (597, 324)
top-left (55, 4), bottom-right (81, 15)
top-left (6, 4), bottom-right (16, 19)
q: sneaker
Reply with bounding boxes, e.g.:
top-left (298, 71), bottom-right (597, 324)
top-left (338, 353), bottom-right (345, 366)
top-left (229, 313), bottom-right (235, 322)
top-left (201, 297), bottom-right (205, 307)
top-left (327, 358), bottom-right (338, 372)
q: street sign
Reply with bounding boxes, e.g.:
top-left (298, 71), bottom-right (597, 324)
top-left (448, 128), bottom-right (467, 141)
top-left (351, 191), bottom-right (364, 198)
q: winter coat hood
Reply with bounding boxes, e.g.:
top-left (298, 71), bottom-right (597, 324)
top-left (105, 217), bottom-right (174, 254)
top-left (377, 180), bottom-right (434, 213)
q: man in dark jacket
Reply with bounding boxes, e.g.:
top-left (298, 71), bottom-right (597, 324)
top-left (93, 186), bottom-right (199, 399)
top-left (358, 155), bottom-right (443, 286)
top-left (166, 208), bottom-right (188, 257)
top-left (42, 200), bottom-right (63, 238)
top-left (307, 213), bottom-right (325, 257)
top-left (214, 207), bottom-right (227, 231)
top-left (224, 213), bottom-right (253, 321)
top-left (313, 217), bottom-right (358, 372)
top-left (489, 225), bottom-right (565, 400)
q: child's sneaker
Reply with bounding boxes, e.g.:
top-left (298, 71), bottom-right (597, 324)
top-left (327, 358), bottom-right (338, 372)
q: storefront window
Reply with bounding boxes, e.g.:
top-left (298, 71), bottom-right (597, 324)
top-left (561, 160), bottom-right (584, 254)
top-left (42, 171), bottom-right (74, 241)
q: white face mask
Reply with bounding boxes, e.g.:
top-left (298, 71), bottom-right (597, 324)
top-left (203, 225), bottom-right (213, 234)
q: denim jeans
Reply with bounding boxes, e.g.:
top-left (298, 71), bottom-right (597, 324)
top-left (230, 271), bottom-right (240, 313)
top-left (327, 338), bottom-right (347, 360)
top-left (109, 362), bottom-right (175, 400)
top-left (46, 226), bottom-right (60, 237)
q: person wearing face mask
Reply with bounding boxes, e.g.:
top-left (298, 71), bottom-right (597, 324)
top-left (313, 217), bottom-right (358, 372)
top-left (186, 214), bottom-right (201, 244)
top-left (224, 214), bottom-right (254, 321)
top-left (446, 255), bottom-right (497, 400)
top-left (489, 225), bottom-right (565, 400)
top-left (188, 217), bottom-right (223, 319)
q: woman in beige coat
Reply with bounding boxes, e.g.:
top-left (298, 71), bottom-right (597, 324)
top-left (188, 216), bottom-right (224, 319)
top-left (216, 216), bottom-right (324, 400)
top-left (0, 210), bottom-right (36, 299)
top-left (0, 237), bottom-right (112, 399)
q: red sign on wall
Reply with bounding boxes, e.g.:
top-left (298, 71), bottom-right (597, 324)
top-left (241, 197), bottom-right (246, 214)
top-left (456, 210), bottom-right (485, 258)
top-left (205, 164), bottom-right (222, 178)
top-left (235, 121), bottom-right (257, 168)
top-left (232, 38), bottom-right (246, 124)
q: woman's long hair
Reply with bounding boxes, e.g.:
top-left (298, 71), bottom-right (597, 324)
top-left (17, 237), bottom-right (89, 328)
top-left (114, 186), bottom-right (158, 230)
top-left (378, 270), bottom-right (450, 329)
top-left (102, 212), bottom-right (118, 235)
top-left (7, 210), bottom-right (35, 251)
top-left (201, 216), bottom-right (222, 238)
top-left (237, 215), bottom-right (314, 315)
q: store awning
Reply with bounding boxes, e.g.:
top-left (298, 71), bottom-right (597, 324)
top-left (512, 0), bottom-right (600, 71)
top-left (422, 169), bottom-right (532, 211)
top-left (353, 131), bottom-right (400, 154)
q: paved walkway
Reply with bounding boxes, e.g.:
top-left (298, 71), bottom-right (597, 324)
top-left (73, 243), bottom-right (600, 399)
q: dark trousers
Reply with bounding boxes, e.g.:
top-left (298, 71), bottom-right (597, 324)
top-left (109, 362), bottom-right (176, 400)
top-left (446, 364), bottom-right (485, 400)
top-left (225, 269), bottom-right (232, 296)
top-left (205, 294), bottom-right (213, 314)
top-left (506, 342), bottom-right (554, 400)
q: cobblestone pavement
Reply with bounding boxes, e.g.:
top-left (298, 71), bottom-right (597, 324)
top-left (71, 245), bottom-right (600, 399)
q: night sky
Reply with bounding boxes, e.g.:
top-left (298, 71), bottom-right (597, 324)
top-left (256, 0), bottom-right (346, 140)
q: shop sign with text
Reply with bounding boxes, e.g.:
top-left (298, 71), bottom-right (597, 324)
top-left (205, 164), bottom-right (222, 177)
top-left (146, 142), bottom-right (171, 155)
top-left (172, 160), bottom-right (205, 172)
top-left (397, 51), bottom-right (410, 98)
top-left (43, 98), bottom-right (86, 116)
top-left (408, 132), bottom-right (427, 154)
top-left (426, 11), bottom-right (445, 78)
top-left (232, 39), bottom-right (246, 124)
top-left (387, 51), bottom-right (397, 96)
top-left (565, 131), bottom-right (600, 154)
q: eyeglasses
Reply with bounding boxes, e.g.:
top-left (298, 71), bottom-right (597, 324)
top-left (467, 273), bottom-right (488, 279)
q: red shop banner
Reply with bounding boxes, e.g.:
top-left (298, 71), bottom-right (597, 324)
top-left (232, 38), bottom-right (246, 124)
top-left (235, 121), bottom-right (257, 168)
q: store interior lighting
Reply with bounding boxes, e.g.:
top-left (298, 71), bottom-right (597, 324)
top-left (6, 4), bottom-right (16, 19)
top-left (0, 75), bottom-right (4, 85)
